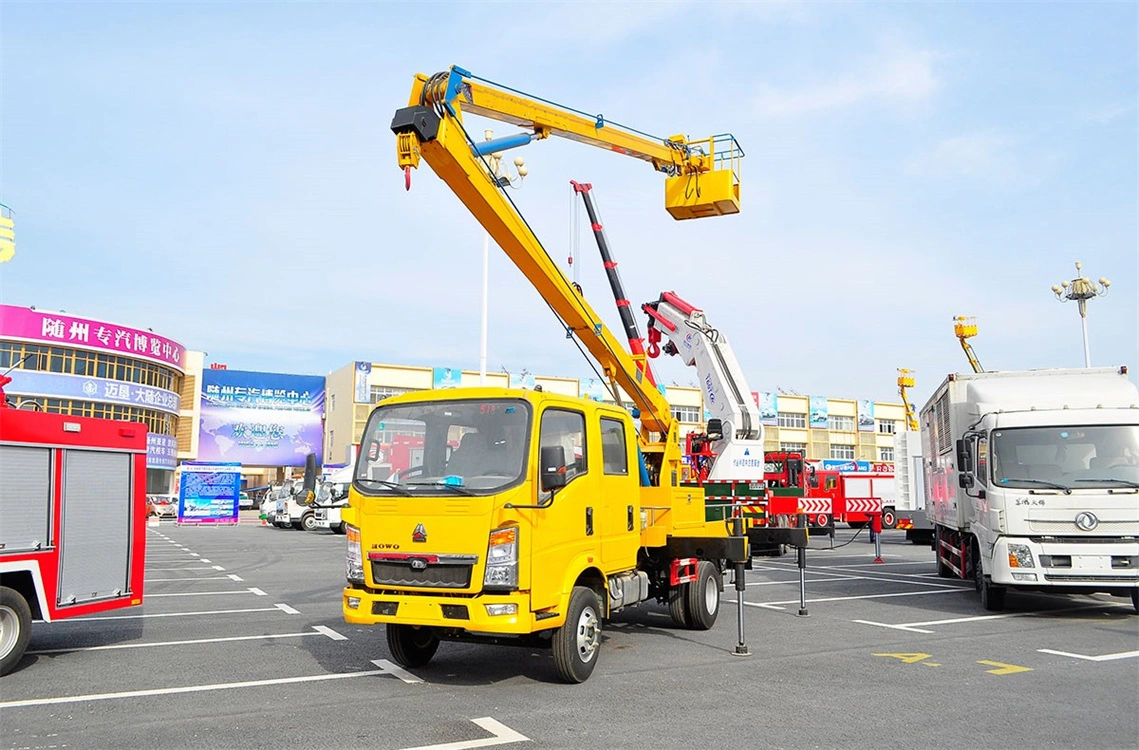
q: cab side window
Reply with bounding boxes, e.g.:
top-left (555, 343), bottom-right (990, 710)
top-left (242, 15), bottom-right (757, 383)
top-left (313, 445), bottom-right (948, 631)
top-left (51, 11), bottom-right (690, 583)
top-left (600, 417), bottom-right (628, 476)
top-left (540, 409), bottom-right (587, 482)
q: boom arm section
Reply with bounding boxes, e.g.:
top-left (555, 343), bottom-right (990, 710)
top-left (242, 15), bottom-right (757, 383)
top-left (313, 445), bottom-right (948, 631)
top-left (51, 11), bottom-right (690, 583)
top-left (644, 292), bottom-right (765, 481)
top-left (392, 67), bottom-right (732, 434)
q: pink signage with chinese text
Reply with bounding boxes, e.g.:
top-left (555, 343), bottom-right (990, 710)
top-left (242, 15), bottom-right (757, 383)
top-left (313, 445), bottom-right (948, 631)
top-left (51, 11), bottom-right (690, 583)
top-left (0, 305), bottom-right (185, 371)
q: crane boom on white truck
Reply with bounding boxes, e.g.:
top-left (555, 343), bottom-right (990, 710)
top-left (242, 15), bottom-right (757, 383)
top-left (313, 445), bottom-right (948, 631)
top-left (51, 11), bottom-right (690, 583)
top-left (923, 366), bottom-right (1139, 612)
top-left (643, 291), bottom-right (765, 481)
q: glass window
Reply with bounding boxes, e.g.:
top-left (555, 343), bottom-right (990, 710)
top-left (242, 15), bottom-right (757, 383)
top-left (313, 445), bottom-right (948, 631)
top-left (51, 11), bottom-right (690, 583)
top-left (371, 385), bottom-right (414, 404)
top-left (670, 405), bottom-right (701, 423)
top-left (991, 425), bottom-right (1139, 488)
top-left (778, 413), bottom-right (806, 428)
top-left (828, 415), bottom-right (855, 431)
top-left (830, 444), bottom-right (855, 460)
top-left (541, 408), bottom-right (587, 482)
top-left (879, 446), bottom-right (895, 461)
top-left (780, 442), bottom-right (807, 454)
top-left (600, 417), bottom-right (628, 475)
top-left (878, 420), bottom-right (897, 435)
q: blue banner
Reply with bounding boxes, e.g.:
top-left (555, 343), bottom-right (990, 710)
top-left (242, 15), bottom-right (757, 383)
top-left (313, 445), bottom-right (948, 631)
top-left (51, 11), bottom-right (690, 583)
top-left (809, 396), bottom-right (829, 429)
top-left (433, 367), bottom-right (462, 389)
top-left (178, 462), bottom-right (241, 525)
top-left (147, 433), bottom-right (178, 470)
top-left (5, 369), bottom-right (180, 414)
top-left (200, 369), bottom-right (325, 467)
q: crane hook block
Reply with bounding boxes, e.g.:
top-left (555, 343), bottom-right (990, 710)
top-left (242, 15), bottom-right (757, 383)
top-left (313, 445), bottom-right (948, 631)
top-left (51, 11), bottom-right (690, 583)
top-left (405, 166), bottom-right (412, 191)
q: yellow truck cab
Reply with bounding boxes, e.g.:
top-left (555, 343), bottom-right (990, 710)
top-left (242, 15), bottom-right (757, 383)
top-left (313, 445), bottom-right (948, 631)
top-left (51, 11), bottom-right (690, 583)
top-left (343, 386), bottom-right (744, 682)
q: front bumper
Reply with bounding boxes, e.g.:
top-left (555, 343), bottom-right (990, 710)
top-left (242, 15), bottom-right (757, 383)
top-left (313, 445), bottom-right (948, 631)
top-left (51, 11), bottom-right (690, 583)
top-left (991, 536), bottom-right (1139, 592)
top-left (343, 587), bottom-right (558, 635)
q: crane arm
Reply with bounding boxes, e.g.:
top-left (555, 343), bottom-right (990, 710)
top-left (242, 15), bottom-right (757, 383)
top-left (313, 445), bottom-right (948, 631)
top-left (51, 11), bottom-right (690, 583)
top-left (953, 316), bottom-right (984, 374)
top-left (897, 368), bottom-right (918, 432)
top-left (643, 291), bottom-right (762, 445)
top-left (392, 67), bottom-right (743, 434)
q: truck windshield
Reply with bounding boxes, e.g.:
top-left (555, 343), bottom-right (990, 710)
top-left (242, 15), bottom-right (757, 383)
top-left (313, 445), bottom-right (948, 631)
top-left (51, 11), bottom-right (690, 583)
top-left (355, 398), bottom-right (532, 496)
top-left (991, 424), bottom-right (1139, 489)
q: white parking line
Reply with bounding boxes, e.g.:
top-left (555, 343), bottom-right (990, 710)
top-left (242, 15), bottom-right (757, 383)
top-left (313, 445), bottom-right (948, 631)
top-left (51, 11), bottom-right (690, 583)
top-left (370, 658), bottom-right (423, 684)
top-left (144, 577), bottom-right (237, 583)
top-left (148, 587), bottom-right (266, 598)
top-left (275, 603), bottom-right (301, 615)
top-left (1038, 649), bottom-right (1139, 662)
top-left (731, 588), bottom-right (971, 611)
top-left (857, 602), bottom-right (1137, 634)
top-left (66, 607), bottom-right (281, 622)
top-left (26, 626), bottom-right (344, 655)
top-left (402, 717), bottom-right (530, 750)
top-left (0, 669), bottom-right (387, 709)
top-left (145, 567), bottom-right (219, 572)
top-left (754, 561), bottom-right (968, 590)
top-left (227, 574), bottom-right (244, 582)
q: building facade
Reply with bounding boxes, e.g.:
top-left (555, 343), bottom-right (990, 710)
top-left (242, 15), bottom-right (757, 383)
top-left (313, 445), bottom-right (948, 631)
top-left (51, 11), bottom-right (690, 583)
top-left (0, 304), bottom-right (185, 492)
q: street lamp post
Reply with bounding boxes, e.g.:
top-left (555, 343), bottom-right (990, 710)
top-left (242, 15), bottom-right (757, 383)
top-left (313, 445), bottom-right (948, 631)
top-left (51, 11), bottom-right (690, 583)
top-left (478, 130), bottom-right (528, 385)
top-left (1051, 261), bottom-right (1111, 368)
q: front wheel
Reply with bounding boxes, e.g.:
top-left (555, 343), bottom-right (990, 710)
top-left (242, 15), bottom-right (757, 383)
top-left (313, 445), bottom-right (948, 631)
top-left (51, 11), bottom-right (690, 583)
top-left (0, 586), bottom-right (32, 677)
top-left (386, 625), bottom-right (440, 669)
top-left (683, 561), bottom-right (721, 630)
top-left (552, 586), bottom-right (601, 683)
top-left (300, 513), bottom-right (317, 532)
top-left (974, 542), bottom-right (1006, 611)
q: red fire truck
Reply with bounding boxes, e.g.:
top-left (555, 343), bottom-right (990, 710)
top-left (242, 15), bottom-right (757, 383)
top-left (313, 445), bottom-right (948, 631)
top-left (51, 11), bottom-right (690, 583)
top-left (0, 391), bottom-right (149, 676)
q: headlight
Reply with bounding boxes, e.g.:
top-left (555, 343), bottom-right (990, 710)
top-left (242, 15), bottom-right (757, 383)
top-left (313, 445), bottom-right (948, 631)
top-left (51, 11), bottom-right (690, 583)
top-left (1007, 543), bottom-right (1035, 569)
top-left (483, 526), bottom-right (518, 590)
top-left (346, 524), bottom-right (364, 584)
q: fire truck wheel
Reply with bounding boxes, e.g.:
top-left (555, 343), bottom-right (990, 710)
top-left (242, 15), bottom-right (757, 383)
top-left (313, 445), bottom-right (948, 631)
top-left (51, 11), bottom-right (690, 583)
top-left (300, 513), bottom-right (317, 532)
top-left (0, 586), bottom-right (32, 677)
top-left (552, 587), bottom-right (601, 683)
top-left (386, 624), bottom-right (440, 668)
top-left (881, 508), bottom-right (896, 529)
top-left (668, 583), bottom-right (690, 628)
top-left (683, 561), bottom-right (720, 631)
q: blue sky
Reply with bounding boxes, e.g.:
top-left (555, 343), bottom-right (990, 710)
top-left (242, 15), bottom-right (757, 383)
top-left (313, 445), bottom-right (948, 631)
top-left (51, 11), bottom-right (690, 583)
top-left (1, 1), bottom-right (1135, 406)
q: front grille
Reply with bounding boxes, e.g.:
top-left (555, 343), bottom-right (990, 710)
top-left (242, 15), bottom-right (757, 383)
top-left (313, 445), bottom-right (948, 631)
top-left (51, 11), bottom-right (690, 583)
top-left (1029, 520), bottom-right (1139, 535)
top-left (1043, 573), bottom-right (1139, 583)
top-left (1029, 536), bottom-right (1139, 544)
top-left (371, 561), bottom-right (472, 589)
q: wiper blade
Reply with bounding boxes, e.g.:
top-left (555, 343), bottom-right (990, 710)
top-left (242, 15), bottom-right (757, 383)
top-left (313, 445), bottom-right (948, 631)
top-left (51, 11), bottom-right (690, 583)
top-left (1000, 477), bottom-right (1071, 491)
top-left (406, 481), bottom-right (475, 496)
top-left (1073, 478), bottom-right (1139, 489)
top-left (358, 479), bottom-right (412, 496)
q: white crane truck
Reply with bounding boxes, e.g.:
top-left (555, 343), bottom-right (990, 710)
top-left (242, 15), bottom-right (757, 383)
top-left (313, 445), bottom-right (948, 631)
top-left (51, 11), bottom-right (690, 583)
top-left (923, 367), bottom-right (1139, 611)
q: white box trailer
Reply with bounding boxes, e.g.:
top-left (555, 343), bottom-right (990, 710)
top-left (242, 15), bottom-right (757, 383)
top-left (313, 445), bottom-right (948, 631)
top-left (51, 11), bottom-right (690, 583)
top-left (893, 431), bottom-right (932, 543)
top-left (922, 367), bottom-right (1139, 611)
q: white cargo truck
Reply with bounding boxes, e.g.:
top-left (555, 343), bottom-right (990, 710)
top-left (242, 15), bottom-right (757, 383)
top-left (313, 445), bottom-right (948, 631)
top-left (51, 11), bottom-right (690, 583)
top-left (922, 367), bottom-right (1139, 612)
top-left (312, 466), bottom-right (352, 534)
top-left (893, 431), bottom-right (932, 544)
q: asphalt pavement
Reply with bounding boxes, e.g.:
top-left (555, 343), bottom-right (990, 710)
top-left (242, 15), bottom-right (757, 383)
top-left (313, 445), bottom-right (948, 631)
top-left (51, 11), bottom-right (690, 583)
top-left (3, 519), bottom-right (1136, 749)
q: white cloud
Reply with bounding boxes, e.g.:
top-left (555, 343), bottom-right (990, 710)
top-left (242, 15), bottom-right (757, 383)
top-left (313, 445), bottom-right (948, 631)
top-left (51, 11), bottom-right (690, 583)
top-left (1080, 103), bottom-right (1134, 125)
top-left (754, 48), bottom-right (939, 117)
top-left (906, 131), bottom-right (1057, 188)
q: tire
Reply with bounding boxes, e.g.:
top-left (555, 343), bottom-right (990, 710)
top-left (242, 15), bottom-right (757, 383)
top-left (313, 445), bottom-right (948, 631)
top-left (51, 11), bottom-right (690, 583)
top-left (683, 561), bottom-right (721, 631)
top-left (552, 586), bottom-right (601, 683)
top-left (300, 513), bottom-right (317, 532)
top-left (332, 522), bottom-right (347, 535)
top-left (974, 541), bottom-right (1006, 611)
top-left (668, 582), bottom-right (690, 628)
top-left (386, 624), bottom-right (440, 669)
top-left (0, 586), bottom-right (32, 677)
top-left (881, 508), bottom-right (896, 529)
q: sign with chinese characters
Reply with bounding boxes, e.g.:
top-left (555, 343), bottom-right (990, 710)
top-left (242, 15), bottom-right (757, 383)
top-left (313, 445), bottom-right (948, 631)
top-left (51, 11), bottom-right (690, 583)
top-left (819, 459), bottom-right (895, 473)
top-left (178, 462), bottom-right (241, 525)
top-left (809, 396), bottom-right (829, 429)
top-left (4, 370), bottom-right (180, 415)
top-left (147, 433), bottom-right (179, 470)
top-left (354, 361), bottom-right (372, 403)
top-left (199, 369), bottom-right (325, 467)
top-left (0, 305), bottom-right (185, 370)
top-left (858, 399), bottom-right (875, 432)
top-left (432, 367), bottom-right (462, 389)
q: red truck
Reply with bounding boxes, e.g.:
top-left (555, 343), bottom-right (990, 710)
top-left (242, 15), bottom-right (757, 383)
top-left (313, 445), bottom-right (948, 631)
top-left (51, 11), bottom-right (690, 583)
top-left (0, 390), bottom-right (149, 675)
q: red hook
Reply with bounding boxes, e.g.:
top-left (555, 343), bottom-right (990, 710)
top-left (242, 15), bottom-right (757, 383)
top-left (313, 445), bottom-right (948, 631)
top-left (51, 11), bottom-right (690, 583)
top-left (404, 166), bottom-right (412, 191)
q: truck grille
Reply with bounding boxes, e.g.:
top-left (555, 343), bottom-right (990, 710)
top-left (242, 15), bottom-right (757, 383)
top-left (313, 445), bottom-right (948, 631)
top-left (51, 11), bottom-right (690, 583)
top-left (1028, 520), bottom-right (1139, 535)
top-left (1043, 573), bottom-right (1139, 583)
top-left (368, 553), bottom-right (478, 589)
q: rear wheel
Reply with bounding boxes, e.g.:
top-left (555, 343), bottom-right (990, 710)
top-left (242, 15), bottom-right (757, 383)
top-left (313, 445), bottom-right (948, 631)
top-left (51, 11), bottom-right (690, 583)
top-left (668, 582), bottom-right (689, 628)
top-left (881, 508), bottom-right (896, 529)
top-left (0, 586), bottom-right (32, 677)
top-left (683, 561), bottom-right (721, 630)
top-left (552, 587), bottom-right (601, 683)
top-left (386, 625), bottom-right (440, 668)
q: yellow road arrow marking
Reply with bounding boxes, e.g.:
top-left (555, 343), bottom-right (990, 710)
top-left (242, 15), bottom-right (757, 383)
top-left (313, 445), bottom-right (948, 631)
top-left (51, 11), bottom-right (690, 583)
top-left (873, 652), bottom-right (932, 664)
top-left (977, 660), bottom-right (1033, 675)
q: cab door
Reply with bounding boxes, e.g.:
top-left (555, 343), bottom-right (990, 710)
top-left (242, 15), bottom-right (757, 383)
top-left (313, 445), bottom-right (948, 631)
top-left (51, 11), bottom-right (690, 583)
top-left (597, 414), bottom-right (639, 568)
top-left (528, 407), bottom-right (599, 611)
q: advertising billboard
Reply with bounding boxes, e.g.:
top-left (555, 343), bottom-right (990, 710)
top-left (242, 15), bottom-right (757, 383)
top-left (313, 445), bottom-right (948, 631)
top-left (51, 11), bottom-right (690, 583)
top-left (579, 378), bottom-right (607, 402)
top-left (809, 396), bottom-right (829, 429)
top-left (354, 361), bottom-right (371, 403)
top-left (753, 391), bottom-right (778, 426)
top-left (433, 367), bottom-right (462, 389)
top-left (509, 371), bottom-right (536, 390)
top-left (0, 304), bottom-right (185, 370)
top-left (4, 369), bottom-right (180, 414)
top-left (199, 369), bottom-right (325, 467)
top-left (178, 462), bottom-right (241, 525)
top-left (858, 399), bottom-right (875, 432)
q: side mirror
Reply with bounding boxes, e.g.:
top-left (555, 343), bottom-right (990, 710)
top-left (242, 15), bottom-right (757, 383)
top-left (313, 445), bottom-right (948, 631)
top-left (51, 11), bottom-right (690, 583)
top-left (298, 452), bottom-right (318, 505)
top-left (540, 445), bottom-right (568, 492)
top-left (955, 439), bottom-right (972, 470)
top-left (958, 473), bottom-right (975, 489)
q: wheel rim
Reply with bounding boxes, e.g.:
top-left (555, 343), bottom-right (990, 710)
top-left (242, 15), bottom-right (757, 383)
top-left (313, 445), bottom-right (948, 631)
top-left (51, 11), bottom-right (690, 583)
top-left (704, 576), bottom-right (718, 615)
top-left (575, 606), bottom-right (600, 663)
top-left (0, 604), bottom-right (18, 660)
